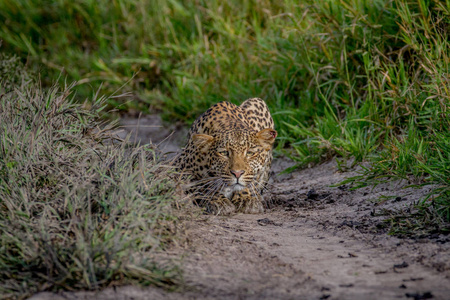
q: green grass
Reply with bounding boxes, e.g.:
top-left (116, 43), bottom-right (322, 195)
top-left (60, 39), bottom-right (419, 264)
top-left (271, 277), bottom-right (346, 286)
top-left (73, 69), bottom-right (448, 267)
top-left (1, 0), bottom-right (449, 233)
top-left (0, 59), bottom-right (180, 299)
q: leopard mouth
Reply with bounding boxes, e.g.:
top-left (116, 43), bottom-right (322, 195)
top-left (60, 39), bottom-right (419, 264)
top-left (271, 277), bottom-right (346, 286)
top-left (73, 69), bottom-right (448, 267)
top-left (231, 183), bottom-right (246, 190)
top-left (230, 176), bottom-right (249, 186)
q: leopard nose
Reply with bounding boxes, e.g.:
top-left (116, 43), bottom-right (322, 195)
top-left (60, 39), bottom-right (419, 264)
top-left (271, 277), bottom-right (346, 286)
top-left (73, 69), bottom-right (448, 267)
top-left (230, 170), bottom-right (245, 179)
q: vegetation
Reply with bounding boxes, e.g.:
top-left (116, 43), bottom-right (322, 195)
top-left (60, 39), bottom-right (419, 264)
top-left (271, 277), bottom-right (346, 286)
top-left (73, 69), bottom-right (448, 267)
top-left (0, 57), bottom-right (180, 299)
top-left (0, 0), bottom-right (449, 290)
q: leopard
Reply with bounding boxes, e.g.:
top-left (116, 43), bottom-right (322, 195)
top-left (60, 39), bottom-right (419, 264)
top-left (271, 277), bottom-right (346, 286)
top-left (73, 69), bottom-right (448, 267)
top-left (175, 98), bottom-right (277, 215)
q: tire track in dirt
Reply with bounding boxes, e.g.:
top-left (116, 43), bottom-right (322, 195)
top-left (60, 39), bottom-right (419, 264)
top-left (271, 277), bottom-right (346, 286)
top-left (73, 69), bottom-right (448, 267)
top-left (221, 212), bottom-right (449, 300)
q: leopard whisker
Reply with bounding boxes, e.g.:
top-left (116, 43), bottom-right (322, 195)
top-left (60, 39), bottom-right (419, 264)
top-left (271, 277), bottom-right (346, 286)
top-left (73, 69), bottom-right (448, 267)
top-left (188, 176), bottom-right (223, 186)
top-left (251, 179), bottom-right (269, 193)
top-left (251, 180), bottom-right (273, 208)
top-left (187, 178), bottom-right (226, 194)
top-left (249, 182), bottom-right (262, 199)
top-left (200, 178), bottom-right (224, 204)
top-left (191, 178), bottom-right (221, 197)
top-left (202, 181), bottom-right (226, 208)
top-left (204, 180), bottom-right (222, 197)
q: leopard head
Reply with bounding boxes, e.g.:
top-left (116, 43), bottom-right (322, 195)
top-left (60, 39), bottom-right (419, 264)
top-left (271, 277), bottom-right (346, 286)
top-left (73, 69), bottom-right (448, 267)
top-left (192, 128), bottom-right (277, 199)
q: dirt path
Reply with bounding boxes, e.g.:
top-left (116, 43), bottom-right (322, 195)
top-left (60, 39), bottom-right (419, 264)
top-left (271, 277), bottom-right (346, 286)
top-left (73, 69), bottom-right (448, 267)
top-left (31, 116), bottom-right (450, 300)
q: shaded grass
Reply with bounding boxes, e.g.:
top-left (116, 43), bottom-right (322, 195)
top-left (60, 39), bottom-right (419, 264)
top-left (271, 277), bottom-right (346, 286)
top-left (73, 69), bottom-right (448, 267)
top-left (341, 128), bottom-right (450, 235)
top-left (383, 206), bottom-right (449, 238)
top-left (0, 67), bottom-right (180, 298)
top-left (0, 52), bottom-right (32, 92)
top-left (0, 0), bottom-right (404, 122)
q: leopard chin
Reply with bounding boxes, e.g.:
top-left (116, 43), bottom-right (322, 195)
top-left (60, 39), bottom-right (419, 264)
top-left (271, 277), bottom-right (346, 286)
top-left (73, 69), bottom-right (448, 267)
top-left (223, 183), bottom-right (246, 199)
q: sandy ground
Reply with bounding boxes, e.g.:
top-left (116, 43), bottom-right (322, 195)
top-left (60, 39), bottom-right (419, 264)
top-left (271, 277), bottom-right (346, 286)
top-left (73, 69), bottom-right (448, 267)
top-left (30, 114), bottom-right (450, 300)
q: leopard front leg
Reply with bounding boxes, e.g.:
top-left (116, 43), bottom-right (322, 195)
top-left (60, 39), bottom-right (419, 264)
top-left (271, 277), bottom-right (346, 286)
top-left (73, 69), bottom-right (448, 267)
top-left (231, 188), bottom-right (264, 214)
top-left (195, 194), bottom-right (236, 215)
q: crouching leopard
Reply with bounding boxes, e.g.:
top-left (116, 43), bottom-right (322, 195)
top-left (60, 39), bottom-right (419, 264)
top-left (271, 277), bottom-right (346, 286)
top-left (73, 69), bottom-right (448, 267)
top-left (176, 98), bottom-right (277, 215)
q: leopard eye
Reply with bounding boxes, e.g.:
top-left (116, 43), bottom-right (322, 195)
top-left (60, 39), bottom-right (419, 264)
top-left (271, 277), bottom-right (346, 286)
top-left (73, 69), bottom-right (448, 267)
top-left (218, 150), bottom-right (228, 157)
top-left (246, 150), bottom-right (258, 157)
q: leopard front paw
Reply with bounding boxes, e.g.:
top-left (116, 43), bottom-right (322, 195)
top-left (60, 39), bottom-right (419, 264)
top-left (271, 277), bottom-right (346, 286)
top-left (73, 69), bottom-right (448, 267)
top-left (241, 200), bottom-right (264, 214)
top-left (232, 189), bottom-right (264, 214)
top-left (205, 198), bottom-right (236, 215)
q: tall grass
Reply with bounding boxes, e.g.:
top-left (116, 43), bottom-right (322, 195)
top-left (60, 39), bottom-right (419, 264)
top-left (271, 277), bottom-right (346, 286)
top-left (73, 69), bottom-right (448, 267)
top-left (1, 0), bottom-right (449, 229)
top-left (0, 0), bottom-right (403, 120)
top-left (0, 59), bottom-right (180, 298)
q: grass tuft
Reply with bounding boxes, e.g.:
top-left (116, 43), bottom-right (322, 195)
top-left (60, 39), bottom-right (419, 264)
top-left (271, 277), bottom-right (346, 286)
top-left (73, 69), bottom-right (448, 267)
top-left (0, 71), bottom-right (180, 298)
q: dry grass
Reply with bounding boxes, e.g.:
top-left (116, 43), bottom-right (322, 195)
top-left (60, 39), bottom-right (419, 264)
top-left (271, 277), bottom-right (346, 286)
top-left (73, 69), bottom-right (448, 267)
top-left (0, 68), bottom-right (180, 299)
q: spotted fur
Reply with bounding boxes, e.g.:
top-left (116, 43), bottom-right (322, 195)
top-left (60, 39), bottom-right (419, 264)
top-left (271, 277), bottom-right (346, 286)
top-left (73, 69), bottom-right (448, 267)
top-left (176, 98), bottom-right (277, 215)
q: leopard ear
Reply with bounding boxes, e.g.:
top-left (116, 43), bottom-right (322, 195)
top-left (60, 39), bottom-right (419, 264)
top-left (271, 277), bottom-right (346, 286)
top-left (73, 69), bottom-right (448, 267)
top-left (256, 128), bottom-right (277, 150)
top-left (192, 134), bottom-right (214, 153)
